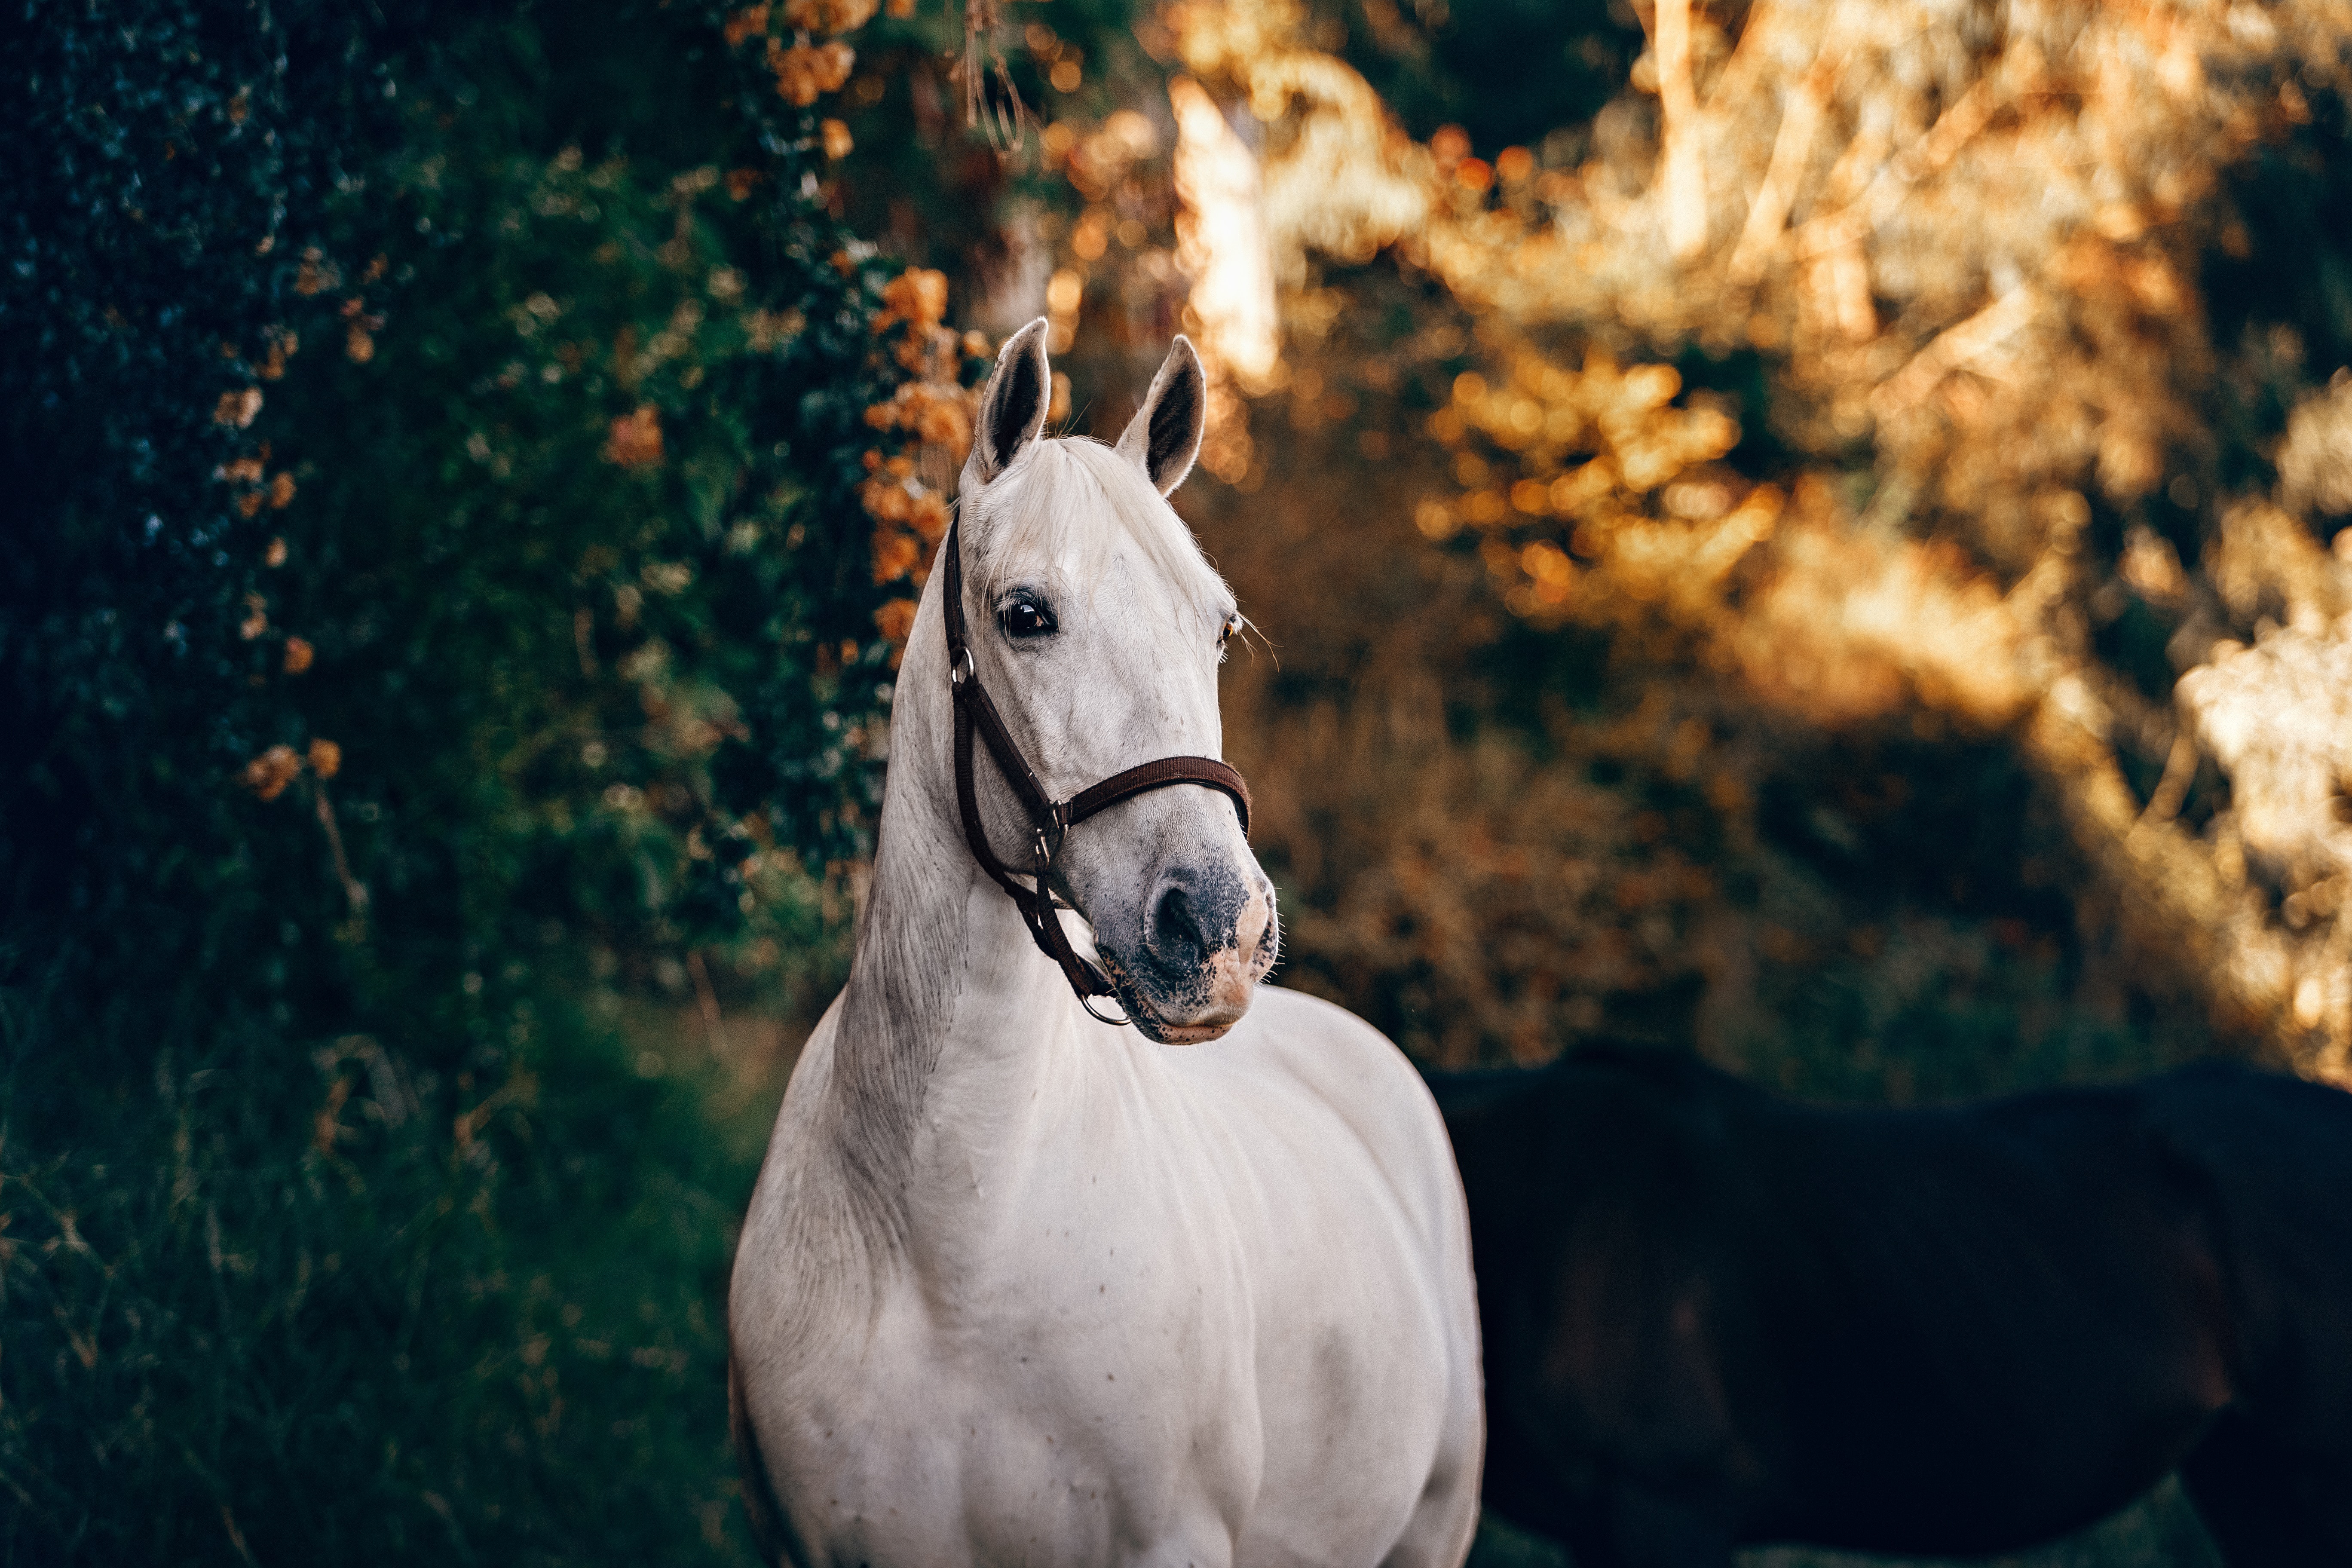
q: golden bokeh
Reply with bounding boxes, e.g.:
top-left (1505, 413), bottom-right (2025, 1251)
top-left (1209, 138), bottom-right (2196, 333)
top-left (1161, 0), bottom-right (2352, 1075)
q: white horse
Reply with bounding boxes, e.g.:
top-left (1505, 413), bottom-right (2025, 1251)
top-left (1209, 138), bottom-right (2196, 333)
top-left (728, 321), bottom-right (1482, 1568)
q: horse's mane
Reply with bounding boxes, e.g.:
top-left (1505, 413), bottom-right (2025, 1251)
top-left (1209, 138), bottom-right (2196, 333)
top-left (970, 435), bottom-right (1230, 616)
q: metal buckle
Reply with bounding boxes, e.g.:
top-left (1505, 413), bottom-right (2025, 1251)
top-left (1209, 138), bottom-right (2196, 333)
top-left (949, 646), bottom-right (975, 688)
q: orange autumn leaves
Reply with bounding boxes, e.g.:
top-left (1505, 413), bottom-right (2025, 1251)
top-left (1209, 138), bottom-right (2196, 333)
top-left (1419, 348), bottom-right (1771, 629)
top-left (861, 269), bottom-right (985, 653)
top-left (230, 490), bottom-right (328, 801)
top-left (602, 404), bottom-right (665, 469)
top-left (712, 1), bottom-right (971, 651)
top-left (586, 260), bottom-right (977, 661)
top-left (771, 37), bottom-right (854, 107)
top-left (215, 450), bottom-right (299, 518)
top-left (240, 738), bottom-right (342, 802)
top-left (1166, 0), bottom-right (2352, 1071)
top-left (725, 0), bottom-right (882, 108)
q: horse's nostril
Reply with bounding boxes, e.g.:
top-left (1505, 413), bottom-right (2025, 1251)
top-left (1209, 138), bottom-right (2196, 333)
top-left (1150, 883), bottom-right (1204, 964)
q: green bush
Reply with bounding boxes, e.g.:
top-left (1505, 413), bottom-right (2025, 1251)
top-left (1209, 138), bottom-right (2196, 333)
top-left (0, 0), bottom-right (998, 1556)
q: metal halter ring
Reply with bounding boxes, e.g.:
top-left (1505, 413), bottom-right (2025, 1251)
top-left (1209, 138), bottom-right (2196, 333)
top-left (949, 646), bottom-right (976, 688)
top-left (1081, 992), bottom-right (1130, 1027)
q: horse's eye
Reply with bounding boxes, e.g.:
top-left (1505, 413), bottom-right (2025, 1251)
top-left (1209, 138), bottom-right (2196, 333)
top-left (1218, 612), bottom-right (1243, 661)
top-left (1000, 598), bottom-right (1057, 639)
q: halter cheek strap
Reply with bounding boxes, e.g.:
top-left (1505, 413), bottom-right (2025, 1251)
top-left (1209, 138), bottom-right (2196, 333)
top-left (940, 517), bottom-right (1253, 1022)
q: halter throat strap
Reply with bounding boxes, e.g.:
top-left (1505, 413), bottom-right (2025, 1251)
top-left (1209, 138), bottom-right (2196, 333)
top-left (939, 515), bottom-right (1253, 1017)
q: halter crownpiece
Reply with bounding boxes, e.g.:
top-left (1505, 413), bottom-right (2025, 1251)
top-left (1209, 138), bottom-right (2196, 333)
top-left (940, 514), bottom-right (1253, 1024)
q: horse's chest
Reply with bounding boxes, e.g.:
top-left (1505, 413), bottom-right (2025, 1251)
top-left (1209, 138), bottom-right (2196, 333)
top-left (769, 1243), bottom-right (1262, 1567)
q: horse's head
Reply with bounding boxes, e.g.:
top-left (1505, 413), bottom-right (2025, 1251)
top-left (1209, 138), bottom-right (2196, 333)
top-left (952, 319), bottom-right (1277, 1044)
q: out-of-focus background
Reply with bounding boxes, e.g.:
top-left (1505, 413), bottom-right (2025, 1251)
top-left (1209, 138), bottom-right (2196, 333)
top-left (5, 0), bottom-right (2348, 1562)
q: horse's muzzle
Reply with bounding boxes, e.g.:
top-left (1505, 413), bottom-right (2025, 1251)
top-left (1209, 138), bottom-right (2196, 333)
top-left (1114, 868), bottom-right (1279, 1044)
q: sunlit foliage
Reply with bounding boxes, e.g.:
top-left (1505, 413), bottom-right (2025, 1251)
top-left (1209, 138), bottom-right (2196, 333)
top-left (1164, 0), bottom-right (2352, 1078)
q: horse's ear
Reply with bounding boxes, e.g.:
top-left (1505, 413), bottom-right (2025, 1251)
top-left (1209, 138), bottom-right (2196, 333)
top-left (968, 317), bottom-right (1053, 486)
top-left (1117, 336), bottom-right (1205, 497)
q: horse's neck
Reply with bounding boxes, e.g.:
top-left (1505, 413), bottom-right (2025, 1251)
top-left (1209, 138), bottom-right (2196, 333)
top-left (820, 675), bottom-right (1087, 1250)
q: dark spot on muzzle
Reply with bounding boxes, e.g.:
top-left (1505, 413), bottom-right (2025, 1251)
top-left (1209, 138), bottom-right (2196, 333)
top-left (1109, 860), bottom-right (1278, 1043)
top-left (1143, 862), bottom-right (1246, 976)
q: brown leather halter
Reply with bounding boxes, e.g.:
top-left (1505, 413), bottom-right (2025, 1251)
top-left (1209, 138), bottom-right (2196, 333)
top-left (941, 516), bottom-right (1253, 1025)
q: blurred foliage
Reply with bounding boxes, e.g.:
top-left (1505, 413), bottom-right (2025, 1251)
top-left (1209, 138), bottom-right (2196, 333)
top-left (1154, 0), bottom-right (2352, 1086)
top-left (0, 0), bottom-right (1029, 1557)
top-left (1328, 0), bottom-right (1640, 151)
top-left (1186, 273), bottom-right (2216, 1103)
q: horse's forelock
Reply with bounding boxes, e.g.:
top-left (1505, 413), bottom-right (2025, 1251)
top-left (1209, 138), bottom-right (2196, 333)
top-left (968, 436), bottom-right (1229, 620)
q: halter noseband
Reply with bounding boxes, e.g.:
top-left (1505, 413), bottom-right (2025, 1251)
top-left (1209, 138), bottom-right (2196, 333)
top-left (940, 516), bottom-right (1253, 1024)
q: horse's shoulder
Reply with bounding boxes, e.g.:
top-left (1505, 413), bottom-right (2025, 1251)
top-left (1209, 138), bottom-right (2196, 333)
top-left (1240, 983), bottom-right (1426, 1093)
top-left (1230, 983), bottom-right (1463, 1230)
top-left (1242, 988), bottom-right (1439, 1132)
top-left (1245, 977), bottom-right (1390, 1035)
